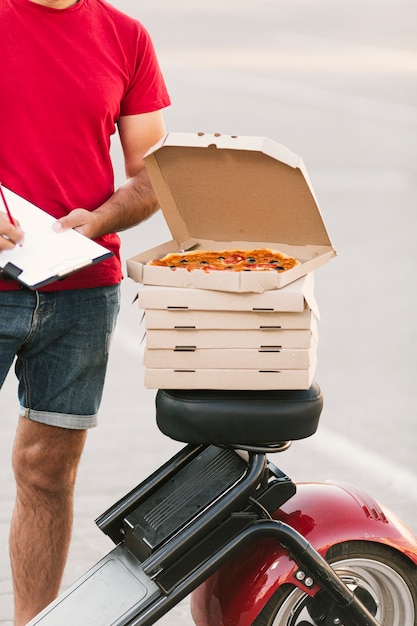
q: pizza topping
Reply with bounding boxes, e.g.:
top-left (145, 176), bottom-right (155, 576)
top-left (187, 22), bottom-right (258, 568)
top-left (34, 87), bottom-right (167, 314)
top-left (148, 248), bottom-right (300, 273)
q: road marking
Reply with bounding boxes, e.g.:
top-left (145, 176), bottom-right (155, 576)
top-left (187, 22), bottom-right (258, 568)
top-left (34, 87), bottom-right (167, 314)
top-left (310, 427), bottom-right (417, 504)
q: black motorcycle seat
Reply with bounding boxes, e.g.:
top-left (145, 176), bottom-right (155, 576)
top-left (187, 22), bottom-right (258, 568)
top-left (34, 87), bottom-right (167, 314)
top-left (155, 383), bottom-right (323, 446)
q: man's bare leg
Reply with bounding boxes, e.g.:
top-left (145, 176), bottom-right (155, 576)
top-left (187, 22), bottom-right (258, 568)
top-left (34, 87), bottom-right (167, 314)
top-left (9, 416), bottom-right (87, 626)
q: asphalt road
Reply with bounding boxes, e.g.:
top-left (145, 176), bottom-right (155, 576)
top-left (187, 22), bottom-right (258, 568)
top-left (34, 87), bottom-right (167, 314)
top-left (1, 1), bottom-right (416, 624)
top-left (116, 0), bottom-right (417, 529)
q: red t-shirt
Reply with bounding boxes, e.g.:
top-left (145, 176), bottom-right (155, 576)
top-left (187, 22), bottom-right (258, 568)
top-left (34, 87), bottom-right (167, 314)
top-left (0, 0), bottom-right (171, 291)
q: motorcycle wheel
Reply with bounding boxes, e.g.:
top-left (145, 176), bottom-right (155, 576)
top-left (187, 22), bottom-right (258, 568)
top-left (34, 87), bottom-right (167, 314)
top-left (252, 541), bottom-right (417, 626)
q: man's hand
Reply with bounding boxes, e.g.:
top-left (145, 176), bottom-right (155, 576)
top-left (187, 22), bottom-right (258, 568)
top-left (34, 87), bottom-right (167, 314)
top-left (51, 167), bottom-right (157, 240)
top-left (52, 208), bottom-right (99, 239)
top-left (0, 213), bottom-right (24, 250)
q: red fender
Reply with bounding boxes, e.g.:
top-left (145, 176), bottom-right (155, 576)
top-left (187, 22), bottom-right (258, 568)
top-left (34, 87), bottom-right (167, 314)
top-left (191, 481), bottom-right (417, 626)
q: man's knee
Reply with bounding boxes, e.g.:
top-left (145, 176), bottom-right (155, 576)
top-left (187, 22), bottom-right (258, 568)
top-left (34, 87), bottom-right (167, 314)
top-left (12, 418), bottom-right (87, 496)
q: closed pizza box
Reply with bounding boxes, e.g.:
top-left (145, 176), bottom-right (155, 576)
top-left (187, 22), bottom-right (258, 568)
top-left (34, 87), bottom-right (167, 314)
top-left (144, 306), bottom-right (313, 331)
top-left (137, 273), bottom-right (318, 315)
top-left (127, 132), bottom-right (335, 293)
top-left (144, 362), bottom-right (317, 390)
top-left (144, 342), bottom-right (317, 370)
top-left (145, 321), bottom-right (318, 350)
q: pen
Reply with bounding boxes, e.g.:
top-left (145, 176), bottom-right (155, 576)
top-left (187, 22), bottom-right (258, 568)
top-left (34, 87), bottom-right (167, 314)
top-left (0, 182), bottom-right (23, 247)
top-left (0, 182), bottom-right (17, 227)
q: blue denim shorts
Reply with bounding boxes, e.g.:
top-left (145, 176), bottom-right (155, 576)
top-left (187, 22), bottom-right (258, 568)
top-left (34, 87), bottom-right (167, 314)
top-left (0, 285), bottom-right (120, 429)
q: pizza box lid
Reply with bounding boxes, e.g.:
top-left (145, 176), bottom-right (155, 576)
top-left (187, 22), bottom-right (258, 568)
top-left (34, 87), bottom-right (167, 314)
top-left (127, 132), bottom-right (336, 292)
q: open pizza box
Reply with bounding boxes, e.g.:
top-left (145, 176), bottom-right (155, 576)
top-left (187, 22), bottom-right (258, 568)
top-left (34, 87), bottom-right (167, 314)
top-left (127, 132), bottom-right (336, 293)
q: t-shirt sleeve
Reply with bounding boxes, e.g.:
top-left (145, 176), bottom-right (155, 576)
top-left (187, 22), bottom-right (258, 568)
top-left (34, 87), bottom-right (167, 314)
top-left (120, 25), bottom-right (171, 116)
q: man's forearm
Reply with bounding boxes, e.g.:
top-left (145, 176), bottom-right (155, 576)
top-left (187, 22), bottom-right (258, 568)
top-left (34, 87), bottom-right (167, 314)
top-left (95, 167), bottom-right (159, 235)
top-left (53, 167), bottom-right (159, 239)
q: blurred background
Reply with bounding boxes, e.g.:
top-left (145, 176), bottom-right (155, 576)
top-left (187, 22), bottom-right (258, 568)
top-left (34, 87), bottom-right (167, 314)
top-left (113, 0), bottom-right (417, 522)
top-left (1, 1), bottom-right (416, 623)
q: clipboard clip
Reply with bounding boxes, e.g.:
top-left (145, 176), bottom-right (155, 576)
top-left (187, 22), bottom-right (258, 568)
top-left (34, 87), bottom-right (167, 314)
top-left (0, 262), bottom-right (23, 281)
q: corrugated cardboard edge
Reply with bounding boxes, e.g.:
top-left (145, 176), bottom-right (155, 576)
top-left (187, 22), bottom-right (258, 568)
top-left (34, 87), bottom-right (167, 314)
top-left (143, 305), bottom-right (313, 330)
top-left (134, 273), bottom-right (319, 317)
top-left (143, 363), bottom-right (316, 390)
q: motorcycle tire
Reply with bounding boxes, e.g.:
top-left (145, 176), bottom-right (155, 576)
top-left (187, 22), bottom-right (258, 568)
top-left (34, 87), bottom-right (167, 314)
top-left (252, 540), bottom-right (417, 626)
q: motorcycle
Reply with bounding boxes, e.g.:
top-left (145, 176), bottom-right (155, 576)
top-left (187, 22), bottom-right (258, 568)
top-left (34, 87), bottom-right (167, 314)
top-left (28, 382), bottom-right (417, 626)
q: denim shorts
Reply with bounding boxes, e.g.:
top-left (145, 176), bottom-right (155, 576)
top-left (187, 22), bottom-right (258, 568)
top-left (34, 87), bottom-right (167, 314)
top-left (0, 285), bottom-right (120, 429)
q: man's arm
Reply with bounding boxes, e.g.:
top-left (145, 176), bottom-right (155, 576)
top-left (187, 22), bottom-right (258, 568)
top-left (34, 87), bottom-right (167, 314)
top-left (53, 110), bottom-right (166, 239)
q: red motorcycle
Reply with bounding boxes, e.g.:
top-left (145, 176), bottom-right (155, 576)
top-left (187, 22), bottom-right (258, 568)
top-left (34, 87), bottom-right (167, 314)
top-left (28, 383), bottom-right (417, 626)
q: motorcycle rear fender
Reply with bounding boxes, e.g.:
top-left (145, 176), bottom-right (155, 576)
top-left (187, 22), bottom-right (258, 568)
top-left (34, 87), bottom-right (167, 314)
top-left (191, 481), bottom-right (417, 626)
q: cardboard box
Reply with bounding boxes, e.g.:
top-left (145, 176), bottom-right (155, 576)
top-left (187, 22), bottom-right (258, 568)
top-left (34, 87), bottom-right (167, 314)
top-left (127, 132), bottom-right (335, 293)
top-left (137, 273), bottom-right (318, 315)
top-left (144, 363), bottom-right (316, 390)
top-left (145, 322), bottom-right (317, 350)
top-left (138, 273), bottom-right (319, 390)
top-left (144, 306), bottom-right (313, 330)
top-left (144, 342), bottom-right (317, 370)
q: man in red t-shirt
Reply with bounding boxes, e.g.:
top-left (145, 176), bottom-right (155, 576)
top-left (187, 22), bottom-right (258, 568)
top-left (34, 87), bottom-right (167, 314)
top-left (0, 0), bottom-right (171, 623)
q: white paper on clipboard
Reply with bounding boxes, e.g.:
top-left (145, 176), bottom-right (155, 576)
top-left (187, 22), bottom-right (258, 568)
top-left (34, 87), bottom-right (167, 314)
top-left (0, 186), bottom-right (113, 289)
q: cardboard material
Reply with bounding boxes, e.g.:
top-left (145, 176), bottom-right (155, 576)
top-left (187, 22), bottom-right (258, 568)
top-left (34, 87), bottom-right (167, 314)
top-left (144, 306), bottom-right (313, 330)
top-left (144, 365), bottom-right (316, 390)
top-left (127, 132), bottom-right (335, 293)
top-left (145, 322), bottom-right (317, 350)
top-left (138, 273), bottom-right (319, 390)
top-left (144, 343), bottom-right (317, 370)
top-left (137, 273), bottom-right (318, 315)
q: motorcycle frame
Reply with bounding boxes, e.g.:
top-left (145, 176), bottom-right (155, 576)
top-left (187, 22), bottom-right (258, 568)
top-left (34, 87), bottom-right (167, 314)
top-left (28, 443), bottom-right (417, 626)
top-left (98, 443), bottom-right (416, 626)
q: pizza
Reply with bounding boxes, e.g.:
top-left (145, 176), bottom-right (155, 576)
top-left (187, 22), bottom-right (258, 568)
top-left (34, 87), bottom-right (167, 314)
top-left (147, 248), bottom-right (300, 273)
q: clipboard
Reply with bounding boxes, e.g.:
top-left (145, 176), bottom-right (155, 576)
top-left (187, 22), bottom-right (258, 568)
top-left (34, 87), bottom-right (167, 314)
top-left (0, 186), bottom-right (113, 289)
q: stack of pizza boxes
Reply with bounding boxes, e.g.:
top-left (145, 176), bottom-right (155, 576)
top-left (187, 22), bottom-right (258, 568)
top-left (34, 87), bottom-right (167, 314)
top-left (127, 132), bottom-right (336, 390)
